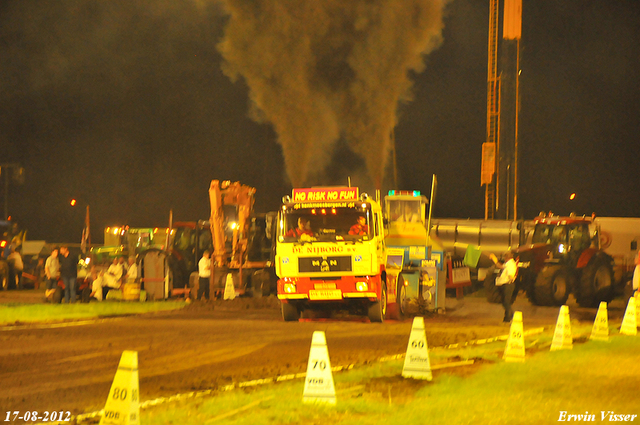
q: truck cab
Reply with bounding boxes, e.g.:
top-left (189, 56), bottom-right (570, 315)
top-left (275, 187), bottom-right (388, 322)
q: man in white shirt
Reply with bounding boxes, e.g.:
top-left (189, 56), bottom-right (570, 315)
top-left (495, 251), bottom-right (519, 323)
top-left (44, 248), bottom-right (60, 299)
top-left (125, 256), bottom-right (138, 281)
top-left (91, 257), bottom-right (124, 301)
top-left (197, 250), bottom-right (212, 300)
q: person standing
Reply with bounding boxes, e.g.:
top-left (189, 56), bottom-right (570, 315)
top-left (7, 246), bottom-right (23, 290)
top-left (197, 250), bottom-right (211, 300)
top-left (59, 246), bottom-right (78, 303)
top-left (494, 251), bottom-right (519, 323)
top-left (44, 248), bottom-right (60, 299)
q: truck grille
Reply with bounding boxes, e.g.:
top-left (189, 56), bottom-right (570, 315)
top-left (298, 256), bottom-right (352, 273)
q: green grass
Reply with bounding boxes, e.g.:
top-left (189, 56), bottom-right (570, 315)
top-left (0, 301), bottom-right (186, 325)
top-left (138, 329), bottom-right (640, 425)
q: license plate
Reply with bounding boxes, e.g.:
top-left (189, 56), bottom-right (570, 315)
top-left (309, 289), bottom-right (342, 300)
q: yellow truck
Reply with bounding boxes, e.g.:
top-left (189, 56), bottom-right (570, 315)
top-left (275, 187), bottom-right (390, 322)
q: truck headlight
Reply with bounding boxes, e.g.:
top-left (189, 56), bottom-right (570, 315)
top-left (284, 283), bottom-right (297, 293)
top-left (356, 281), bottom-right (368, 292)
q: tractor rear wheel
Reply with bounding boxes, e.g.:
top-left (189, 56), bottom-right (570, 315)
top-left (531, 266), bottom-right (571, 306)
top-left (576, 256), bottom-right (614, 308)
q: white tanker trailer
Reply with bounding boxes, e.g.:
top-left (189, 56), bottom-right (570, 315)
top-left (431, 216), bottom-right (640, 306)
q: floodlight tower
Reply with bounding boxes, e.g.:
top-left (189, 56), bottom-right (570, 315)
top-left (482, 0), bottom-right (522, 220)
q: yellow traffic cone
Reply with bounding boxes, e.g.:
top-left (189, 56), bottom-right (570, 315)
top-left (503, 311), bottom-right (525, 362)
top-left (223, 273), bottom-right (236, 300)
top-left (402, 317), bottom-right (433, 381)
top-left (100, 351), bottom-right (140, 425)
top-left (302, 331), bottom-right (336, 404)
top-left (590, 302), bottom-right (609, 342)
top-left (620, 296), bottom-right (637, 336)
top-left (550, 305), bottom-right (573, 351)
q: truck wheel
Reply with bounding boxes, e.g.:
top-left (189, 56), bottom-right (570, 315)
top-left (281, 302), bottom-right (300, 322)
top-left (484, 266), bottom-right (501, 303)
top-left (397, 278), bottom-right (409, 318)
top-left (532, 266), bottom-right (571, 306)
top-left (388, 277), bottom-right (407, 320)
top-left (576, 256), bottom-right (614, 308)
top-left (368, 285), bottom-right (387, 323)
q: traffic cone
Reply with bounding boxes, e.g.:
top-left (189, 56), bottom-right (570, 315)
top-left (402, 317), bottom-right (433, 381)
top-left (620, 296), bottom-right (637, 336)
top-left (550, 305), bottom-right (573, 351)
top-left (302, 331), bottom-right (336, 404)
top-left (99, 351), bottom-right (140, 425)
top-left (590, 302), bottom-right (609, 342)
top-left (503, 311), bottom-right (525, 362)
top-left (223, 273), bottom-right (236, 300)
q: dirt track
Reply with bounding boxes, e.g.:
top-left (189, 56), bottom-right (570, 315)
top-left (0, 291), bottom-right (629, 417)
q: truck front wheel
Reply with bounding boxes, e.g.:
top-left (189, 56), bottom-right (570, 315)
top-left (368, 285), bottom-right (387, 323)
top-left (281, 301), bottom-right (300, 322)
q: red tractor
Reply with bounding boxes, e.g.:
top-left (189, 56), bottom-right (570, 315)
top-left (515, 214), bottom-right (616, 307)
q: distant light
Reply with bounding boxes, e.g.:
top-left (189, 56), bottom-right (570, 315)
top-left (70, 199), bottom-right (77, 206)
top-left (569, 193), bottom-right (576, 200)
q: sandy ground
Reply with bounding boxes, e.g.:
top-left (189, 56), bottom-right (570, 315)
top-left (0, 289), bottom-right (629, 418)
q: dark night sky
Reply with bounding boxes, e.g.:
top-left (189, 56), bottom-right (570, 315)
top-left (1, 0), bottom-right (639, 243)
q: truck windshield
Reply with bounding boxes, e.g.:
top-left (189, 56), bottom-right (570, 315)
top-left (387, 199), bottom-right (422, 223)
top-left (279, 207), bottom-right (373, 242)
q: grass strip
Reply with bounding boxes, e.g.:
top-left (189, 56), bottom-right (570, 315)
top-left (0, 301), bottom-right (186, 325)
top-left (137, 330), bottom-right (639, 425)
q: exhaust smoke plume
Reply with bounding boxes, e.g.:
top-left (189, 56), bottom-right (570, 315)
top-left (217, 0), bottom-right (446, 188)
